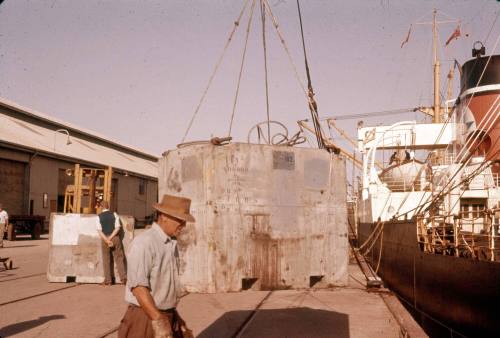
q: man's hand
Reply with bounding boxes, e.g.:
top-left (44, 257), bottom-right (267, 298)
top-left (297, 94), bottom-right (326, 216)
top-left (181, 326), bottom-right (194, 338)
top-left (106, 239), bottom-right (114, 248)
top-left (176, 313), bottom-right (193, 338)
top-left (151, 315), bottom-right (173, 338)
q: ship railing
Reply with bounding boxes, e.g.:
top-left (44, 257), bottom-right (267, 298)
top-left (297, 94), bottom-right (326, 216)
top-left (378, 176), bottom-right (428, 192)
top-left (428, 152), bottom-right (457, 166)
top-left (417, 208), bottom-right (500, 262)
top-left (463, 171), bottom-right (498, 190)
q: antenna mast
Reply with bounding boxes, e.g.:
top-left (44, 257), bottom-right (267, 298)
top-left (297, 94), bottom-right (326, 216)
top-left (414, 9), bottom-right (458, 122)
top-left (432, 9), bottom-right (441, 123)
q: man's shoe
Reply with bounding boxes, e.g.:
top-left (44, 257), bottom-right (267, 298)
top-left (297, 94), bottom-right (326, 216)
top-left (102, 281), bottom-right (112, 286)
top-left (121, 278), bottom-right (127, 285)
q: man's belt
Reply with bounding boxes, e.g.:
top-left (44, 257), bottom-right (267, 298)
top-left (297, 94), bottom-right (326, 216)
top-left (129, 303), bottom-right (176, 313)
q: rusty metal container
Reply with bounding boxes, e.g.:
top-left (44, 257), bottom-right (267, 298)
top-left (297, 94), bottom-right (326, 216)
top-left (159, 143), bottom-right (348, 293)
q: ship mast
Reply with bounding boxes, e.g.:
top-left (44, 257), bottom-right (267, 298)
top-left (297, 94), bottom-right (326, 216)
top-left (432, 9), bottom-right (441, 123)
top-left (416, 9), bottom-right (458, 122)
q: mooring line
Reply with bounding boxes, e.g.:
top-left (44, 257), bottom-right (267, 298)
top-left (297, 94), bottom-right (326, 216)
top-left (0, 284), bottom-right (79, 307)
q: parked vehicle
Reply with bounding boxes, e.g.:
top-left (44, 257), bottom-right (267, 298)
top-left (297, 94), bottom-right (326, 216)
top-left (5, 215), bottom-right (45, 240)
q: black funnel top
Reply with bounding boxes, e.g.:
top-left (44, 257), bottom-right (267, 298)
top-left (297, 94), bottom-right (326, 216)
top-left (460, 54), bottom-right (500, 94)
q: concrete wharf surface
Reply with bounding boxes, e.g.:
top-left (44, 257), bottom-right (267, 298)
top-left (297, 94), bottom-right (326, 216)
top-left (0, 235), bottom-right (417, 338)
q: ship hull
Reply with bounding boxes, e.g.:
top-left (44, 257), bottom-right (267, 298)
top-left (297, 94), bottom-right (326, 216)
top-left (359, 220), bottom-right (500, 337)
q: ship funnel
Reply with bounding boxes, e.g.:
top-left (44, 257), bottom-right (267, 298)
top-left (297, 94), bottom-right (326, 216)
top-left (457, 49), bottom-right (499, 173)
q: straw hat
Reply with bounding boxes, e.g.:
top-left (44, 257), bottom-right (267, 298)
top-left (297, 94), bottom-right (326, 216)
top-left (153, 194), bottom-right (195, 223)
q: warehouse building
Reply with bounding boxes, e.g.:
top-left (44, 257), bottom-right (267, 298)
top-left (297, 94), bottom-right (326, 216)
top-left (0, 97), bottom-right (158, 228)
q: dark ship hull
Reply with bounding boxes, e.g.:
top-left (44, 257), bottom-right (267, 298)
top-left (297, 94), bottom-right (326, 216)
top-left (358, 220), bottom-right (500, 337)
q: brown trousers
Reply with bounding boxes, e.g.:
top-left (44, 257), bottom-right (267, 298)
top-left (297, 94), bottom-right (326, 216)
top-left (118, 305), bottom-right (183, 338)
top-left (0, 223), bottom-right (5, 247)
top-left (102, 236), bottom-right (126, 283)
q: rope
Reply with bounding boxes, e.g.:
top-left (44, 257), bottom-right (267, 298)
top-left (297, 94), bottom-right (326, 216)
top-left (356, 192), bottom-right (391, 258)
top-left (415, 96), bottom-right (499, 215)
top-left (181, 0), bottom-right (250, 143)
top-left (228, 0), bottom-right (257, 137)
top-left (375, 223), bottom-right (384, 274)
top-left (483, 11), bottom-right (499, 45)
top-left (296, 0), bottom-right (324, 149)
top-left (453, 36), bottom-right (500, 161)
top-left (262, 0), bottom-right (331, 150)
top-left (443, 34), bottom-right (500, 160)
top-left (361, 33), bottom-right (499, 272)
top-left (248, 120), bottom-right (287, 144)
top-left (358, 219), bottom-right (384, 253)
top-left (297, 121), bottom-right (315, 148)
top-left (408, 36), bottom-right (500, 217)
top-left (247, 120), bottom-right (306, 146)
top-left (275, 131), bottom-right (306, 146)
top-left (260, 0), bottom-right (271, 143)
top-left (411, 98), bottom-right (498, 217)
top-left (262, 0), bottom-right (309, 103)
top-left (260, 0), bottom-right (330, 149)
top-left (360, 222), bottom-right (384, 256)
top-left (395, 148), bottom-right (499, 221)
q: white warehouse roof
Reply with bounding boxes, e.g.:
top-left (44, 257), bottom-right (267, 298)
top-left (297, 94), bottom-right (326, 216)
top-left (0, 97), bottom-right (158, 178)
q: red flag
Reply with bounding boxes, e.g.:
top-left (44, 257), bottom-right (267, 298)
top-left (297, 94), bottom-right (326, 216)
top-left (401, 25), bottom-right (412, 48)
top-left (445, 25), bottom-right (461, 46)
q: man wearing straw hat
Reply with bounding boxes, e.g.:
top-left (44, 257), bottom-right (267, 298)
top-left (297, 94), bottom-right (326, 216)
top-left (118, 194), bottom-right (194, 338)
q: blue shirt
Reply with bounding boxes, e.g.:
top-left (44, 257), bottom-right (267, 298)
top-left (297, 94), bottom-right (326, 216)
top-left (125, 223), bottom-right (181, 310)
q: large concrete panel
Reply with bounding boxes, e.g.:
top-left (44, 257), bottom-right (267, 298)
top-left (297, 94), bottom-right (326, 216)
top-left (47, 213), bottom-right (134, 283)
top-left (159, 143), bottom-right (349, 293)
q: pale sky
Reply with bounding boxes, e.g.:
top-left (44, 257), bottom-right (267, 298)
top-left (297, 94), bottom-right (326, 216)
top-left (0, 0), bottom-right (498, 155)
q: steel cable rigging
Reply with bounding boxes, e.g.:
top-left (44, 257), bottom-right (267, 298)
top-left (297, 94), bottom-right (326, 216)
top-left (296, 0), bottom-right (324, 149)
top-left (181, 0), bottom-right (251, 144)
top-left (228, 0), bottom-right (257, 137)
top-left (181, 0), bottom-right (332, 148)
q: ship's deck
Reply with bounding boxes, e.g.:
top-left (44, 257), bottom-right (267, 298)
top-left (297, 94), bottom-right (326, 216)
top-left (0, 235), bottom-right (424, 338)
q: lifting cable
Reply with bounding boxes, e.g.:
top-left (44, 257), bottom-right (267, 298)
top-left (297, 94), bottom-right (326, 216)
top-left (262, 1), bottom-right (312, 116)
top-left (228, 0), bottom-right (257, 137)
top-left (320, 107), bottom-right (420, 121)
top-left (262, 0), bottom-right (331, 149)
top-left (296, 0), bottom-right (324, 149)
top-left (181, 0), bottom-right (251, 143)
top-left (260, 0), bottom-right (271, 143)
